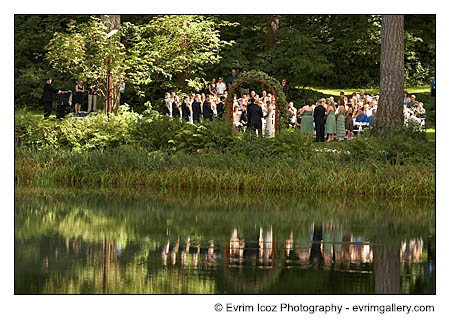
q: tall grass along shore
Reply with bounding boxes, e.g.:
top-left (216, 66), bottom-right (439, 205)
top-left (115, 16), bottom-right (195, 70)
top-left (15, 108), bottom-right (435, 198)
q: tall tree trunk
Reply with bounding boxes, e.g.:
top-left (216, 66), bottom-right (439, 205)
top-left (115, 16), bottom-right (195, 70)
top-left (374, 15), bottom-right (404, 135)
top-left (265, 15), bottom-right (279, 50)
top-left (101, 15), bottom-right (121, 33)
top-left (374, 243), bottom-right (400, 294)
top-left (177, 71), bottom-right (187, 90)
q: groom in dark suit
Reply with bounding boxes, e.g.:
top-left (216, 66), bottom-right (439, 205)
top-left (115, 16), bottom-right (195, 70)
top-left (313, 98), bottom-right (326, 142)
top-left (247, 98), bottom-right (263, 134)
top-left (202, 95), bottom-right (214, 121)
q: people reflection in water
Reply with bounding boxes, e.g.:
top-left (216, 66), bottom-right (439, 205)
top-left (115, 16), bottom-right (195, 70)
top-left (161, 240), bottom-right (170, 266)
top-left (158, 224), bottom-right (422, 273)
top-left (285, 231), bottom-right (293, 257)
top-left (310, 223), bottom-right (323, 269)
top-left (400, 238), bottom-right (423, 263)
top-left (208, 240), bottom-right (215, 263)
top-left (171, 239), bottom-right (179, 265)
top-left (257, 227), bottom-right (273, 266)
top-left (230, 227), bottom-right (245, 263)
top-left (158, 236), bottom-right (218, 270)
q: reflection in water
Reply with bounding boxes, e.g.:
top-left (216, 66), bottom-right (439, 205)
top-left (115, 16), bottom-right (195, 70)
top-left (15, 189), bottom-right (435, 294)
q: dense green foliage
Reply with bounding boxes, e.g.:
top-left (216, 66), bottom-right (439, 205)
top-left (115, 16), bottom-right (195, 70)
top-left (15, 107), bottom-right (435, 197)
top-left (15, 14), bottom-right (435, 109)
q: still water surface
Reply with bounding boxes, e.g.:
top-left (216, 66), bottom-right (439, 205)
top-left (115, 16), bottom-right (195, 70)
top-left (15, 189), bottom-right (435, 294)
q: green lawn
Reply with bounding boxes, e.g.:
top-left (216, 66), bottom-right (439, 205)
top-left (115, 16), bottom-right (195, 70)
top-left (426, 128), bottom-right (435, 143)
top-left (307, 86), bottom-right (430, 96)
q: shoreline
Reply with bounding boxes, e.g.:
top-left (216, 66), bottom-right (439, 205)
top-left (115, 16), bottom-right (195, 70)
top-left (15, 148), bottom-right (435, 198)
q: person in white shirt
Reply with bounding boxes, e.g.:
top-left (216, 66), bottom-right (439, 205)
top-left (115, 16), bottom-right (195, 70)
top-left (288, 101), bottom-right (297, 128)
top-left (216, 77), bottom-right (226, 96)
top-left (365, 103), bottom-right (373, 118)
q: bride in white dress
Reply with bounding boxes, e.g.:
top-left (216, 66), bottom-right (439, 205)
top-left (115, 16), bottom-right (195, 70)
top-left (265, 98), bottom-right (275, 137)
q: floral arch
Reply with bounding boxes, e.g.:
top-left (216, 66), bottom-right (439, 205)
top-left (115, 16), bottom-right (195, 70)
top-left (225, 70), bottom-right (288, 132)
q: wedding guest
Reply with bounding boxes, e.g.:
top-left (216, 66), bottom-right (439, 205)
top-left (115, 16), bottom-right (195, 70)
top-left (325, 100), bottom-right (336, 142)
top-left (216, 77), bottom-right (226, 96)
top-left (299, 99), bottom-right (314, 136)
top-left (336, 99), bottom-right (346, 141)
top-left (42, 77), bottom-right (61, 118)
top-left (345, 106), bottom-right (354, 140)
top-left (313, 98), bottom-right (326, 142)
top-left (73, 80), bottom-right (84, 114)
top-left (192, 94), bottom-right (202, 123)
top-left (172, 95), bottom-right (181, 119)
top-left (87, 84), bottom-right (97, 113)
top-left (182, 96), bottom-right (191, 121)
top-left (209, 78), bottom-right (217, 96)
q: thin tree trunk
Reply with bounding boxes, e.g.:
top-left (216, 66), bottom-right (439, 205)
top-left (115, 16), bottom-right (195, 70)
top-left (374, 15), bottom-right (404, 134)
top-left (101, 15), bottom-right (121, 115)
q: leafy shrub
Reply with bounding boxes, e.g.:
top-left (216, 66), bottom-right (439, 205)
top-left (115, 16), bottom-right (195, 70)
top-left (132, 115), bottom-right (184, 150)
top-left (228, 131), bottom-right (272, 157)
top-left (270, 128), bottom-right (313, 157)
top-left (339, 126), bottom-right (434, 165)
top-left (170, 119), bottom-right (235, 153)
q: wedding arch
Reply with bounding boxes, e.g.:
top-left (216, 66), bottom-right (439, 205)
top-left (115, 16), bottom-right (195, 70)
top-left (225, 70), bottom-right (288, 132)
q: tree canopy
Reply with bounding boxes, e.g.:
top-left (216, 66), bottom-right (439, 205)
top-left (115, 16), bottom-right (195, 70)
top-left (14, 14), bottom-right (435, 109)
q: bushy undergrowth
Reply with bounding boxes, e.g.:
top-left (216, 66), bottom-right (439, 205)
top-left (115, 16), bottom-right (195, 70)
top-left (15, 107), bottom-right (434, 165)
top-left (15, 108), bottom-right (435, 197)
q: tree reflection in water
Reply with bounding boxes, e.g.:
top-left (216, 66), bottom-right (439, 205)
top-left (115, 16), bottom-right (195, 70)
top-left (15, 188), bottom-right (435, 294)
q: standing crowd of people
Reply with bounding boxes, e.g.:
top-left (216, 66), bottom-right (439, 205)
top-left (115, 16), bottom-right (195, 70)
top-left (43, 70), bottom-right (428, 140)
top-left (161, 69), bottom-right (291, 137)
top-left (291, 89), bottom-right (380, 142)
top-left (41, 78), bottom-right (127, 118)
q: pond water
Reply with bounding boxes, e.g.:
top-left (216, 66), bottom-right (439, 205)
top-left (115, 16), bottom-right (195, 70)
top-left (15, 189), bottom-right (435, 294)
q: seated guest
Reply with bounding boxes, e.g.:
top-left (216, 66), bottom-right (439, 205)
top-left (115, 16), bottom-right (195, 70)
top-left (409, 111), bottom-right (424, 127)
top-left (403, 91), bottom-right (409, 106)
top-left (403, 105), bottom-right (412, 120)
top-left (355, 109), bottom-right (368, 123)
top-left (416, 102), bottom-right (426, 115)
top-left (368, 109), bottom-right (376, 128)
top-left (364, 103), bottom-right (373, 118)
top-left (407, 95), bottom-right (418, 109)
top-left (371, 97), bottom-right (378, 110)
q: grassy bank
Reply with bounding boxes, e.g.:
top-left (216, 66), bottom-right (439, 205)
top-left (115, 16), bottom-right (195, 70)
top-left (14, 100), bottom-right (435, 198)
top-left (15, 144), bottom-right (435, 198)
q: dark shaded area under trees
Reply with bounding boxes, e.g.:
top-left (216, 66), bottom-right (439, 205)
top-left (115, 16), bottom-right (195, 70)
top-left (14, 14), bottom-right (435, 110)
